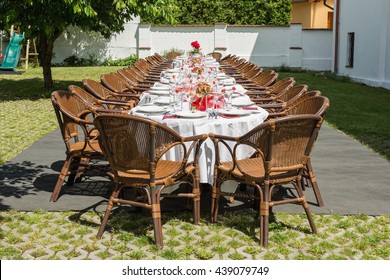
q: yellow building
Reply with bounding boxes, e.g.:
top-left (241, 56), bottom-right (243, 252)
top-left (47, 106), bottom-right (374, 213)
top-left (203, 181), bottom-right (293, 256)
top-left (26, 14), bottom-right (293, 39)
top-left (291, 0), bottom-right (334, 29)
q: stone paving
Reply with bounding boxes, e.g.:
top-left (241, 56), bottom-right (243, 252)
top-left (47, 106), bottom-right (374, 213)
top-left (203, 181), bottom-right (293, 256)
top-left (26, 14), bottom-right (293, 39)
top-left (0, 210), bottom-right (389, 260)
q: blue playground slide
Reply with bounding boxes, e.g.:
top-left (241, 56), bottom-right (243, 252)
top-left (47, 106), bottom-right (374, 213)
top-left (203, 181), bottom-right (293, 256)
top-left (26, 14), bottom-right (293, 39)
top-left (0, 32), bottom-right (24, 71)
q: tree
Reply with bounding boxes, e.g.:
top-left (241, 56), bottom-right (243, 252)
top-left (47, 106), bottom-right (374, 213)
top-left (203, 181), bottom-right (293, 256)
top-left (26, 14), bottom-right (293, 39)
top-left (142, 0), bottom-right (291, 26)
top-left (0, 0), bottom-right (175, 89)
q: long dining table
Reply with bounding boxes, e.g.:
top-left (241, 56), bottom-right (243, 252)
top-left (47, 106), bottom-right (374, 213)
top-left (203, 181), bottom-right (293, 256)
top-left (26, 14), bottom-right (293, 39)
top-left (129, 54), bottom-right (269, 185)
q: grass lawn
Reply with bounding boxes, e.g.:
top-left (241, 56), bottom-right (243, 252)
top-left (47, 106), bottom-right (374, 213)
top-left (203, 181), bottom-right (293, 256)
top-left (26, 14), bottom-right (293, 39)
top-left (0, 66), bottom-right (121, 164)
top-left (0, 66), bottom-right (389, 260)
top-left (278, 71), bottom-right (390, 161)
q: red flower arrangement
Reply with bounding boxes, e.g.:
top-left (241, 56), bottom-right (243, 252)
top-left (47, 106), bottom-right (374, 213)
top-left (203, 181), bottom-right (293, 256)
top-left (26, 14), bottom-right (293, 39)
top-left (190, 40), bottom-right (201, 54)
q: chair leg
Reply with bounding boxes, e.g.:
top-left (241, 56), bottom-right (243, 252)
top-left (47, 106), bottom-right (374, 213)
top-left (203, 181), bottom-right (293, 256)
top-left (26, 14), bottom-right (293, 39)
top-left (66, 156), bottom-right (81, 186)
top-left (96, 199), bottom-right (114, 239)
top-left (151, 188), bottom-right (163, 248)
top-left (305, 160), bottom-right (324, 207)
top-left (211, 182), bottom-right (221, 223)
top-left (296, 179), bottom-right (317, 234)
top-left (50, 155), bottom-right (72, 202)
top-left (192, 183), bottom-right (201, 225)
top-left (260, 183), bottom-right (270, 247)
top-left (96, 183), bottom-right (121, 239)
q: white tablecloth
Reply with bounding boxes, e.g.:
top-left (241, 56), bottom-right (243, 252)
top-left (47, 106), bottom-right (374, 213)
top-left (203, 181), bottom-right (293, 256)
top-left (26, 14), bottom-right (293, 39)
top-left (130, 108), bottom-right (269, 184)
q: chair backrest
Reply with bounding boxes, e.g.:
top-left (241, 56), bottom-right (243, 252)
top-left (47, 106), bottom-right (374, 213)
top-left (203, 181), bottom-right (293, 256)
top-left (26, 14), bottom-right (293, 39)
top-left (94, 114), bottom-right (186, 180)
top-left (285, 95), bottom-right (330, 117)
top-left (207, 52), bottom-right (222, 61)
top-left (253, 70), bottom-right (279, 87)
top-left (69, 85), bottom-right (99, 108)
top-left (268, 78), bottom-right (296, 96)
top-left (235, 115), bottom-right (323, 178)
top-left (166, 51), bottom-right (181, 60)
top-left (101, 73), bottom-right (132, 93)
top-left (51, 90), bottom-right (94, 151)
top-left (83, 79), bottom-right (116, 100)
top-left (274, 84), bottom-right (308, 104)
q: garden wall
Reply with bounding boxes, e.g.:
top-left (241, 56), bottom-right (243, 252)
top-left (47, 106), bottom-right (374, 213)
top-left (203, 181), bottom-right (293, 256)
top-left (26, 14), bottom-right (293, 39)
top-left (51, 20), bottom-right (333, 71)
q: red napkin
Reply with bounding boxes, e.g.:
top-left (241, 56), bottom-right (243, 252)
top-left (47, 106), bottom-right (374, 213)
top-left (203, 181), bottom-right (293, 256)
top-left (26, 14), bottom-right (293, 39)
top-left (163, 115), bottom-right (179, 119)
top-left (242, 107), bottom-right (258, 110)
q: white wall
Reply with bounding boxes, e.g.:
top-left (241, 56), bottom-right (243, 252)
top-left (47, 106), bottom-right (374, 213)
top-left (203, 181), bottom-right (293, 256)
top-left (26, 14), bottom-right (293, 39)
top-left (336, 0), bottom-right (390, 89)
top-left (302, 29), bottom-right (333, 71)
top-left (52, 17), bottom-right (140, 63)
top-left (137, 23), bottom-right (332, 70)
top-left (50, 20), bottom-right (333, 71)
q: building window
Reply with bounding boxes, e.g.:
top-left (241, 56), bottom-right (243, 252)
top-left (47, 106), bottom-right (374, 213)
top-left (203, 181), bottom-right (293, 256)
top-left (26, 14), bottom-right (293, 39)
top-left (327, 12), bottom-right (333, 29)
top-left (346, 32), bottom-right (355, 68)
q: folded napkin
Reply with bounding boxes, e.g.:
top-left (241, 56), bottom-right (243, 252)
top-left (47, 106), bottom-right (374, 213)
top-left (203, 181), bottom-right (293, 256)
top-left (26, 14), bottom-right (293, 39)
top-left (232, 95), bottom-right (252, 106)
top-left (232, 84), bottom-right (247, 94)
top-left (222, 78), bottom-right (236, 84)
top-left (242, 106), bottom-right (258, 110)
top-left (163, 115), bottom-right (179, 119)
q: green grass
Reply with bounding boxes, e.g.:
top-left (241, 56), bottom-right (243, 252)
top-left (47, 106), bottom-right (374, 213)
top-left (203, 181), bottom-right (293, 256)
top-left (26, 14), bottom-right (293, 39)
top-left (0, 66), bottom-right (121, 164)
top-left (278, 71), bottom-right (390, 160)
top-left (0, 67), bottom-right (390, 260)
top-left (3, 209), bottom-right (387, 260)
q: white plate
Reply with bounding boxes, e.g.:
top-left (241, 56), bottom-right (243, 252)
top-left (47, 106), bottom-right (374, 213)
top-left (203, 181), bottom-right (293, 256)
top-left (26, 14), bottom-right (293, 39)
top-left (218, 109), bottom-right (251, 116)
top-left (232, 100), bottom-right (255, 107)
top-left (154, 97), bottom-right (170, 105)
top-left (136, 106), bottom-right (166, 113)
top-left (175, 111), bottom-right (208, 118)
top-left (149, 90), bottom-right (170, 95)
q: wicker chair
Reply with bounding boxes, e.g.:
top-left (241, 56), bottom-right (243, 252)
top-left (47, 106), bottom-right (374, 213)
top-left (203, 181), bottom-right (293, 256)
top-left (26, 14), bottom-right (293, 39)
top-left (210, 115), bottom-right (323, 247)
top-left (263, 90), bottom-right (321, 118)
top-left (83, 79), bottom-right (139, 105)
top-left (207, 52), bottom-right (223, 62)
top-left (283, 95), bottom-right (330, 207)
top-left (50, 90), bottom-right (105, 202)
top-left (241, 70), bottom-right (279, 90)
top-left (166, 51), bottom-right (181, 60)
top-left (100, 73), bottom-right (142, 97)
top-left (253, 84), bottom-right (308, 108)
top-left (69, 85), bottom-right (135, 112)
top-left (94, 114), bottom-right (208, 248)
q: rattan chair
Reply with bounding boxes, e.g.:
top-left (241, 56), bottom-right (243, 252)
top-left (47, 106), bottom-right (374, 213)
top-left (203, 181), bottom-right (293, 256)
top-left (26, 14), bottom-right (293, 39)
top-left (100, 73), bottom-right (142, 97)
top-left (166, 51), bottom-right (181, 60)
top-left (83, 79), bottom-right (139, 105)
top-left (263, 90), bottom-right (321, 118)
top-left (69, 85), bottom-right (135, 112)
top-left (207, 52), bottom-right (223, 62)
top-left (50, 90), bottom-right (105, 202)
top-left (210, 115), bottom-right (323, 247)
top-left (283, 95), bottom-right (330, 207)
top-left (94, 114), bottom-right (208, 248)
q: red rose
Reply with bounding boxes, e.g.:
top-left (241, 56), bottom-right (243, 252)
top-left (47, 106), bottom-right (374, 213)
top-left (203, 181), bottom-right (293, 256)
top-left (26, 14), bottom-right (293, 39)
top-left (191, 41), bottom-right (200, 49)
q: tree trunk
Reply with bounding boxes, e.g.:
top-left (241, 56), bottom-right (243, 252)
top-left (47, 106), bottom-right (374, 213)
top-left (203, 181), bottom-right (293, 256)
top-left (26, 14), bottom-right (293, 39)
top-left (39, 30), bottom-right (62, 90)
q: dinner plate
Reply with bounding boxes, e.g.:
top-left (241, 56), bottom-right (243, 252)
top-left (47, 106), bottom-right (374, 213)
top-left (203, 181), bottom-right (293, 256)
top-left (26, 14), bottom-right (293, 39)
top-left (154, 97), bottom-right (170, 105)
top-left (218, 109), bottom-right (251, 116)
top-left (175, 111), bottom-right (208, 118)
top-left (148, 89), bottom-right (170, 95)
top-left (136, 106), bottom-right (166, 113)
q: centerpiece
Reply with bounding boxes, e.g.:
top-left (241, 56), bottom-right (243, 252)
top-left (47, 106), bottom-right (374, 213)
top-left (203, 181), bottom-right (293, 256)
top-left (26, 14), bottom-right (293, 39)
top-left (189, 40), bottom-right (201, 55)
top-left (191, 82), bottom-right (214, 111)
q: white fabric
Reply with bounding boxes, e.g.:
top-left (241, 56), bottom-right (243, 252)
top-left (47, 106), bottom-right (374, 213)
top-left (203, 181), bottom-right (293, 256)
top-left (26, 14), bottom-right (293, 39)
top-left (130, 107), bottom-right (269, 184)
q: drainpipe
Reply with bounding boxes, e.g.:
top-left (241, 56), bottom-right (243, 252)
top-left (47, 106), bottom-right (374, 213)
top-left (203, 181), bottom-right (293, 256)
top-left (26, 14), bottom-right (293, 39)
top-left (324, 0), bottom-right (334, 10)
top-left (334, 0), bottom-right (340, 74)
